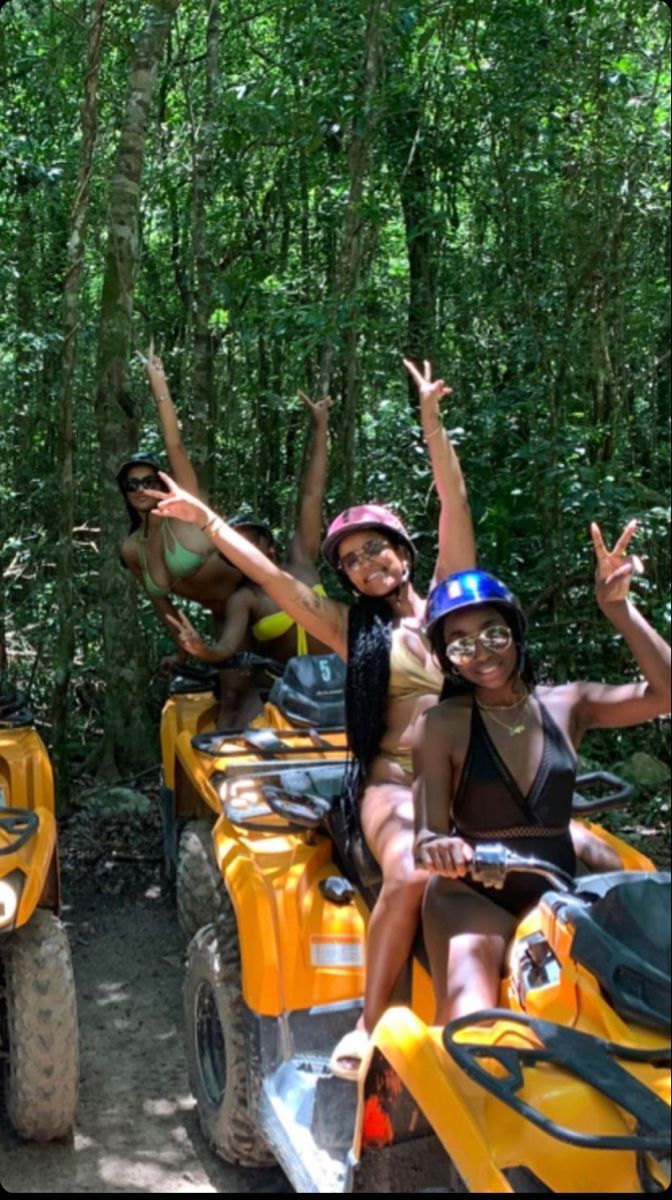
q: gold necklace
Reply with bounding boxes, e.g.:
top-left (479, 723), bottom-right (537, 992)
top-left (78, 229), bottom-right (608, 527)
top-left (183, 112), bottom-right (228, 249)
top-left (477, 689), bottom-right (529, 712)
top-left (476, 694), bottom-right (529, 737)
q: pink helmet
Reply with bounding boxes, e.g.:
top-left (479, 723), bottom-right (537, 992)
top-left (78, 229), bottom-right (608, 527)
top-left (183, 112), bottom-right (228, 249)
top-left (322, 504), bottom-right (416, 570)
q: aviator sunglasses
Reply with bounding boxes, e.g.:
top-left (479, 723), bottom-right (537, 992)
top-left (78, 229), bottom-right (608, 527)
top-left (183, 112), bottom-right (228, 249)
top-left (338, 535), bottom-right (392, 573)
top-left (444, 624), bottom-right (513, 665)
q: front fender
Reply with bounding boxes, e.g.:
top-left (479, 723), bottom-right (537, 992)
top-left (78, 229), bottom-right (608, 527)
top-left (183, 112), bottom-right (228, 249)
top-left (1, 806), bottom-right (57, 930)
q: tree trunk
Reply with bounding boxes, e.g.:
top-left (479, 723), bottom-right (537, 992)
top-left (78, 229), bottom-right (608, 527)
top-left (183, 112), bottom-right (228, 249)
top-left (52, 0), bottom-right (106, 805)
top-left (190, 0), bottom-right (220, 498)
top-left (94, 0), bottom-right (183, 777)
top-left (317, 0), bottom-right (389, 502)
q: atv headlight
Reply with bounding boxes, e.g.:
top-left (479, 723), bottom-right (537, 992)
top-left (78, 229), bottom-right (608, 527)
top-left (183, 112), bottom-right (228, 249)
top-left (0, 873), bottom-right (21, 930)
top-left (227, 778), bottom-right (270, 812)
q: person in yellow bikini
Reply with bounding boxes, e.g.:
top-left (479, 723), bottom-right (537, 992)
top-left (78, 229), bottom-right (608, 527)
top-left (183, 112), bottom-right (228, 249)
top-left (168, 391), bottom-right (334, 725)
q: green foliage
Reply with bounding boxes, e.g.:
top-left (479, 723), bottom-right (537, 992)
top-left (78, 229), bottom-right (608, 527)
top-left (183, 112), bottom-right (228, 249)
top-left (0, 0), bottom-right (668, 791)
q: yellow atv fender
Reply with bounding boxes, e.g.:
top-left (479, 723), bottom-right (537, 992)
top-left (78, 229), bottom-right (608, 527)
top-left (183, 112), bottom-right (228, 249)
top-left (1, 724), bottom-right (59, 920)
top-left (356, 1005), bottom-right (668, 1194)
top-left (0, 806), bottom-right (58, 930)
top-left (211, 815), bottom-right (367, 1016)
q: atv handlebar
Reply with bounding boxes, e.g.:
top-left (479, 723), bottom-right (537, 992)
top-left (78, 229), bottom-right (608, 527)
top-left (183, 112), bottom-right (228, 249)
top-left (171, 653), bottom-right (285, 681)
top-left (468, 844), bottom-right (576, 894)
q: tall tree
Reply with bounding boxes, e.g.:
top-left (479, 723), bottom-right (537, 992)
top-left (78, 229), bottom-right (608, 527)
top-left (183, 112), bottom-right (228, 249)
top-left (52, 0), bottom-right (106, 801)
top-left (94, 0), bottom-right (183, 776)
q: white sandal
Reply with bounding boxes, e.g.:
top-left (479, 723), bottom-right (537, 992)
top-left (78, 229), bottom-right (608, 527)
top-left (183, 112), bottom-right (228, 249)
top-left (328, 1029), bottom-right (369, 1081)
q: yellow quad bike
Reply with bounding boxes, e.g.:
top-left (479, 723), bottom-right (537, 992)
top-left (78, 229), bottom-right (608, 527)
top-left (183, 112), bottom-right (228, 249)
top-left (159, 652), bottom-right (348, 939)
top-left (169, 657), bottom-right (670, 1192)
top-left (0, 690), bottom-right (79, 1140)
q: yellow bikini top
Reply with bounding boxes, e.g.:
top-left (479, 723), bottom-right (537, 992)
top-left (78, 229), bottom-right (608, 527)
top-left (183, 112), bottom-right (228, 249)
top-left (388, 623), bottom-right (443, 701)
top-left (251, 584), bottom-right (327, 656)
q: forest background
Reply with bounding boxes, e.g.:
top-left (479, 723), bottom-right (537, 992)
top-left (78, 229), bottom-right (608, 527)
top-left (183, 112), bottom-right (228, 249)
top-left (0, 0), bottom-right (669, 829)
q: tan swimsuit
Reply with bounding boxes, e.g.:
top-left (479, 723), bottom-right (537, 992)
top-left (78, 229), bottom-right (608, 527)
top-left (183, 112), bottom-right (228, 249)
top-left (377, 625), bottom-right (443, 777)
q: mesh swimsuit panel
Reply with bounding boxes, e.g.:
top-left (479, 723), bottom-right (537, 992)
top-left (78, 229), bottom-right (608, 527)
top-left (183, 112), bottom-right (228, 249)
top-left (452, 698), bottom-right (577, 915)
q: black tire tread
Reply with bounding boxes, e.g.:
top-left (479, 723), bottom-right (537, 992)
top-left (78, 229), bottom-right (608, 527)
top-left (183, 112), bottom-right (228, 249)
top-left (184, 899), bottom-right (274, 1167)
top-left (2, 908), bottom-right (79, 1141)
top-left (177, 819), bottom-right (225, 940)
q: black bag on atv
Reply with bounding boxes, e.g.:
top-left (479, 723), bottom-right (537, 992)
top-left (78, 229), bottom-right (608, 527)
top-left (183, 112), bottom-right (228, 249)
top-left (268, 654), bottom-right (346, 728)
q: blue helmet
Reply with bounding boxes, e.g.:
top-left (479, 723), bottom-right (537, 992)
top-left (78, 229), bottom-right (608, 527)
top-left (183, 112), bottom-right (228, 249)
top-left (425, 570), bottom-right (526, 643)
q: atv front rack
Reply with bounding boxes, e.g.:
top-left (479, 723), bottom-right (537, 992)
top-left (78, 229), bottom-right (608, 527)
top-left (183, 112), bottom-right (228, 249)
top-left (443, 1009), bottom-right (671, 1153)
top-left (0, 808), bottom-right (39, 856)
top-left (193, 726), bottom-right (346, 759)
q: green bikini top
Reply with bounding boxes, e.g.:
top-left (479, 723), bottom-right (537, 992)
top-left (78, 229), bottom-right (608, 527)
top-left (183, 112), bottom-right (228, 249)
top-left (138, 521), bottom-right (209, 598)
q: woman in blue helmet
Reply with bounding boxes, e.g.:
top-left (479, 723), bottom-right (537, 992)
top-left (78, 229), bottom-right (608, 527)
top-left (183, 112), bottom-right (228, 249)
top-left (415, 523), bottom-right (671, 1023)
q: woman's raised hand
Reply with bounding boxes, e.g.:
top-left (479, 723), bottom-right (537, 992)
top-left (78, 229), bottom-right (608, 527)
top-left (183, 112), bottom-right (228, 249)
top-left (403, 358), bottom-right (453, 416)
top-left (298, 390), bottom-right (333, 426)
top-left (145, 472), bottom-right (211, 528)
top-left (166, 610), bottom-right (207, 658)
top-left (136, 339), bottom-right (168, 398)
top-left (591, 520), bottom-right (645, 606)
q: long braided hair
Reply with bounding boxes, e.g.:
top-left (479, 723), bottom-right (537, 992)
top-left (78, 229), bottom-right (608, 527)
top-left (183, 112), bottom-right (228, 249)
top-left (341, 595), bottom-right (395, 840)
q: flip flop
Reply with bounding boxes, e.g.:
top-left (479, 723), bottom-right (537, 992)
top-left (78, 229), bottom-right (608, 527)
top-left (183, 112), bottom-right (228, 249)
top-left (328, 1029), bottom-right (369, 1081)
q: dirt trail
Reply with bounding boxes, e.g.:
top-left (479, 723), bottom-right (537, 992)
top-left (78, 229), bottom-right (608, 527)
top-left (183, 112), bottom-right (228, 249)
top-left (0, 801), bottom-right (289, 1194)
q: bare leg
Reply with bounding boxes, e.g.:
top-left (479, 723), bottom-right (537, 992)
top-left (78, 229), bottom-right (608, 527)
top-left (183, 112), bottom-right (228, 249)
top-left (359, 782), bottom-right (429, 1032)
top-left (570, 819), bottom-right (622, 872)
top-left (423, 876), bottom-right (516, 1024)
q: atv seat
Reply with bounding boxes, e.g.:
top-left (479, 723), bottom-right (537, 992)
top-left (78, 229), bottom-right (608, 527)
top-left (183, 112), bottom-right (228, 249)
top-left (566, 872), bottom-right (671, 1032)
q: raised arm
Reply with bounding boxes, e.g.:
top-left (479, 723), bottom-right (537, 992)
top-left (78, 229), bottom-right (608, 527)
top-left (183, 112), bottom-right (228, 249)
top-left (167, 591), bottom-right (255, 664)
top-left (146, 474), bottom-right (350, 659)
top-left (288, 392), bottom-right (333, 567)
top-left (403, 359), bottom-right (476, 581)
top-left (137, 342), bottom-right (201, 496)
top-left (569, 521), bottom-right (671, 735)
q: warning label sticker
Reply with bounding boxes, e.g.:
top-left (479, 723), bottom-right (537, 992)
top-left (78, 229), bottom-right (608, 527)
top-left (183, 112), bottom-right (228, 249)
top-left (310, 936), bottom-right (364, 968)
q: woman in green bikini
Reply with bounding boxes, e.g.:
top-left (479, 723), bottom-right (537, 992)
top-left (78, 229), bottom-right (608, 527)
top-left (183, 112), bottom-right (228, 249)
top-left (118, 345), bottom-right (246, 710)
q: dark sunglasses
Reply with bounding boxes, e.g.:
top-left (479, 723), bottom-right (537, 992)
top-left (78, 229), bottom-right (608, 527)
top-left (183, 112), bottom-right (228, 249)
top-left (123, 473), bottom-right (162, 494)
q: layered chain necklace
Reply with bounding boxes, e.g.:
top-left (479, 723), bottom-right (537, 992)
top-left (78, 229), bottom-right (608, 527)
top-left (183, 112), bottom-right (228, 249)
top-left (476, 690), bottom-right (529, 737)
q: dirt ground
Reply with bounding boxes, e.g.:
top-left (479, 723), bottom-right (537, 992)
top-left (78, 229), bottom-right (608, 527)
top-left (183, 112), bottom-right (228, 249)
top-left (0, 796), bottom-right (290, 1194)
top-left (0, 781), bottom-right (668, 1194)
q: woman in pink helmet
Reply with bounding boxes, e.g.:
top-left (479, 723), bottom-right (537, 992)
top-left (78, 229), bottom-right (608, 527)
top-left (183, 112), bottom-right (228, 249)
top-left (146, 359), bottom-right (477, 1075)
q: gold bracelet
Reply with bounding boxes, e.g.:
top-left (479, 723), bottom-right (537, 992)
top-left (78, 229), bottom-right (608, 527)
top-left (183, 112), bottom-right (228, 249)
top-left (200, 514), bottom-right (221, 535)
top-left (424, 424), bottom-right (443, 441)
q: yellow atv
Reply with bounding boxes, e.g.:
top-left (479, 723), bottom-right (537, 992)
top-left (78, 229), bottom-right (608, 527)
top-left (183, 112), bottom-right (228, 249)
top-left (165, 659), bottom-right (670, 1191)
top-left (159, 652), bottom-right (348, 939)
top-left (0, 690), bottom-right (79, 1140)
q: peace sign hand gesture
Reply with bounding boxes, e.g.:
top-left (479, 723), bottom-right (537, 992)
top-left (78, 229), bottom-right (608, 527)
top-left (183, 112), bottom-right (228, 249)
top-left (135, 339), bottom-right (168, 399)
top-left (591, 520), bottom-right (644, 608)
top-left (403, 358), bottom-right (453, 418)
top-left (166, 610), bottom-right (207, 658)
top-left (298, 390), bottom-right (333, 427)
top-left (145, 473), bottom-right (211, 527)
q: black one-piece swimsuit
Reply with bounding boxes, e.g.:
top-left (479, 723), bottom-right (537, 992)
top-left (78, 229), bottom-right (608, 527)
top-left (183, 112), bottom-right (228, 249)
top-left (451, 698), bottom-right (577, 916)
